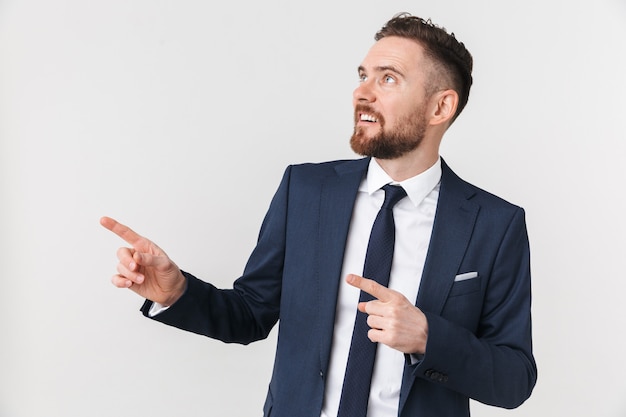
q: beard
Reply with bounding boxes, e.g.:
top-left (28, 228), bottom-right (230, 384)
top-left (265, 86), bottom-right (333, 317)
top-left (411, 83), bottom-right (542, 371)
top-left (350, 104), bottom-right (427, 159)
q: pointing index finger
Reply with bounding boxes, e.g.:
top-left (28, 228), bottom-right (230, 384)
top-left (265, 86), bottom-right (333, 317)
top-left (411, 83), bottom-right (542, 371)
top-left (100, 216), bottom-right (143, 246)
top-left (346, 273), bottom-right (393, 302)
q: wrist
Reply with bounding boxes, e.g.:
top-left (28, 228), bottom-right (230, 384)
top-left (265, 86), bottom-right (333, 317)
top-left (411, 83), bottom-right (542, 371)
top-left (162, 273), bottom-right (187, 306)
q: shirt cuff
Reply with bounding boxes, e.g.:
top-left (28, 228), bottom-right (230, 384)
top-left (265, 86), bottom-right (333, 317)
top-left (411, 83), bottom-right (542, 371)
top-left (148, 302), bottom-right (170, 317)
top-left (406, 353), bottom-right (425, 366)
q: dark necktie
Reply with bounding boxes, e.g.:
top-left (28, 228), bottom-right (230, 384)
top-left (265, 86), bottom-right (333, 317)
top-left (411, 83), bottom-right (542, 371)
top-left (337, 184), bottom-right (407, 417)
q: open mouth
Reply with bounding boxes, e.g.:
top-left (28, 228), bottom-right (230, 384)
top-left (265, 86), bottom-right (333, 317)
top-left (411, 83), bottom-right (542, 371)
top-left (359, 113), bottom-right (379, 123)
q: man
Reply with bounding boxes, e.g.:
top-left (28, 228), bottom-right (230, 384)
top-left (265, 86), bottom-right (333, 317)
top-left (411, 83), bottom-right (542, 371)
top-left (101, 13), bottom-right (536, 417)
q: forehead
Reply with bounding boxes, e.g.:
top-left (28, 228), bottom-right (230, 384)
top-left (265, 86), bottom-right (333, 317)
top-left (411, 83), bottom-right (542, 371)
top-left (359, 36), bottom-right (427, 75)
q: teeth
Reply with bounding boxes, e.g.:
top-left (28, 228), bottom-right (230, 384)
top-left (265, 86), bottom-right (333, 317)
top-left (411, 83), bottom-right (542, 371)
top-left (360, 113), bottom-right (378, 122)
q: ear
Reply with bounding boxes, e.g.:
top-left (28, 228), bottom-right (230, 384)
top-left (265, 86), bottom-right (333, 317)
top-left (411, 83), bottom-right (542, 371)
top-left (428, 89), bottom-right (459, 127)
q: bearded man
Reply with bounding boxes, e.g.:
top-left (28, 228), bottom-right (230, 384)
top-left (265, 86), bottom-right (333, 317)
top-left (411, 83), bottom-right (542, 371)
top-left (102, 13), bottom-right (536, 417)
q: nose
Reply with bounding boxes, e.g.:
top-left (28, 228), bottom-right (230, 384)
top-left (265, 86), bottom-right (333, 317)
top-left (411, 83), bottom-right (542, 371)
top-left (353, 80), bottom-right (376, 104)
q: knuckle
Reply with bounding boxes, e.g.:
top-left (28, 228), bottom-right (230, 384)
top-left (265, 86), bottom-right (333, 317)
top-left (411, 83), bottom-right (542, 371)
top-left (116, 246), bottom-right (132, 260)
top-left (134, 252), bottom-right (145, 263)
top-left (389, 292), bottom-right (403, 302)
top-left (367, 329), bottom-right (377, 342)
top-left (388, 307), bottom-right (402, 320)
top-left (111, 275), bottom-right (124, 288)
top-left (367, 280), bottom-right (379, 293)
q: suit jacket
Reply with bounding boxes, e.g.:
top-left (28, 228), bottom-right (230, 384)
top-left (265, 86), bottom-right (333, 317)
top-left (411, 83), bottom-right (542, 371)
top-left (142, 157), bottom-right (537, 417)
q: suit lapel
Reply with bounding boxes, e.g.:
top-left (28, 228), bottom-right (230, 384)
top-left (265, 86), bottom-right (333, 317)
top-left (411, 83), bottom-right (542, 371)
top-left (415, 161), bottom-right (479, 313)
top-left (399, 159), bottom-right (479, 413)
top-left (316, 158), bottom-right (369, 373)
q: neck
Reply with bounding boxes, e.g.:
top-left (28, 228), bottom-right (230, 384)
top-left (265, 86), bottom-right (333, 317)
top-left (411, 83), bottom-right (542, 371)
top-left (374, 146), bottom-right (439, 182)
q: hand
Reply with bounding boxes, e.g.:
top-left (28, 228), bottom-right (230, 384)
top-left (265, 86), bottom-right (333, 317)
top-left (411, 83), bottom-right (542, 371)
top-left (346, 273), bottom-right (428, 355)
top-left (100, 216), bottom-right (186, 306)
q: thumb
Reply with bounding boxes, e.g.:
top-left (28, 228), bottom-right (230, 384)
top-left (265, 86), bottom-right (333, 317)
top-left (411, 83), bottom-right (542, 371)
top-left (133, 251), bottom-right (171, 270)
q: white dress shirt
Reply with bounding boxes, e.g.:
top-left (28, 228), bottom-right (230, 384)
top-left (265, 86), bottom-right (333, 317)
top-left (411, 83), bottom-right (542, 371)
top-left (150, 158), bottom-right (441, 416)
top-left (320, 158), bottom-right (441, 417)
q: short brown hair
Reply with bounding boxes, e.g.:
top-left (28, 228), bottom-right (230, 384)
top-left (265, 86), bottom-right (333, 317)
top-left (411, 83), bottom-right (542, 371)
top-left (375, 13), bottom-right (473, 123)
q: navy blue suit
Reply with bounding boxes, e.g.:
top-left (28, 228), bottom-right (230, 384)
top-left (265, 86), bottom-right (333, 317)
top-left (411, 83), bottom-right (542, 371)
top-left (142, 158), bottom-right (537, 416)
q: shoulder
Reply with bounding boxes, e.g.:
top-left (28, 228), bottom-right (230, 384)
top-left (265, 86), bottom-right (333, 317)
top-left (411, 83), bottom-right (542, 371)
top-left (289, 158), bottom-right (369, 174)
top-left (441, 158), bottom-right (525, 215)
top-left (285, 158), bottom-right (369, 182)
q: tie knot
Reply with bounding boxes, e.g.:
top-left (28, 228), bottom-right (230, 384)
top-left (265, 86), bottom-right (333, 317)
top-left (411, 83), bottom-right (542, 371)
top-left (381, 184), bottom-right (407, 209)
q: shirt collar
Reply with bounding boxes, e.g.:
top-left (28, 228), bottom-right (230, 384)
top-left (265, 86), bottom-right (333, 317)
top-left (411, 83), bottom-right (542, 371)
top-left (362, 157), bottom-right (442, 207)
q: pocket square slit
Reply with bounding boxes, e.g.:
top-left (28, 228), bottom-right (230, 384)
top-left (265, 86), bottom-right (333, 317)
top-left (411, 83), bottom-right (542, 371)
top-left (454, 272), bottom-right (478, 282)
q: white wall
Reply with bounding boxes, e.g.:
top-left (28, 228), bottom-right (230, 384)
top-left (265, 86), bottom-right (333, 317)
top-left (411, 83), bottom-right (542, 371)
top-left (1, 1), bottom-right (625, 416)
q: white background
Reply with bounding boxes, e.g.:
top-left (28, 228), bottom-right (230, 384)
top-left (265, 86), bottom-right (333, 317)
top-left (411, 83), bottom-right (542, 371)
top-left (1, 1), bottom-right (625, 416)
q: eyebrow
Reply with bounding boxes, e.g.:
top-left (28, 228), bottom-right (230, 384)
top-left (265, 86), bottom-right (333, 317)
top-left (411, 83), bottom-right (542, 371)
top-left (358, 65), bottom-right (405, 78)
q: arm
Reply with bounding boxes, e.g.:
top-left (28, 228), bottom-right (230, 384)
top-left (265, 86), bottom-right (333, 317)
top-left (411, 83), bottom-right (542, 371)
top-left (349, 208), bottom-right (536, 408)
top-left (101, 166), bottom-right (293, 344)
top-left (413, 208), bottom-right (536, 408)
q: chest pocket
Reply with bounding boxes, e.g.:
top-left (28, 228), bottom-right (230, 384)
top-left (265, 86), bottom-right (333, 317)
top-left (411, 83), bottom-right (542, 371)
top-left (442, 275), bottom-right (483, 331)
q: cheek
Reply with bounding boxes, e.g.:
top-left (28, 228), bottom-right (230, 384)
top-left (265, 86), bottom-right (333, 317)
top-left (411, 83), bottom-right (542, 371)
top-left (390, 97), bottom-right (425, 123)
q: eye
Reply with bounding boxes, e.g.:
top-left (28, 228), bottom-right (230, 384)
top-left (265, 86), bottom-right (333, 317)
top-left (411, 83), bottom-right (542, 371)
top-left (383, 75), bottom-right (396, 84)
top-left (359, 73), bottom-right (368, 83)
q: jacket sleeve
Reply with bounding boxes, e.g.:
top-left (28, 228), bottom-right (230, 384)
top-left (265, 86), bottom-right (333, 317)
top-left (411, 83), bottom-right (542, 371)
top-left (410, 208), bottom-right (537, 408)
top-left (140, 166), bottom-right (293, 345)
